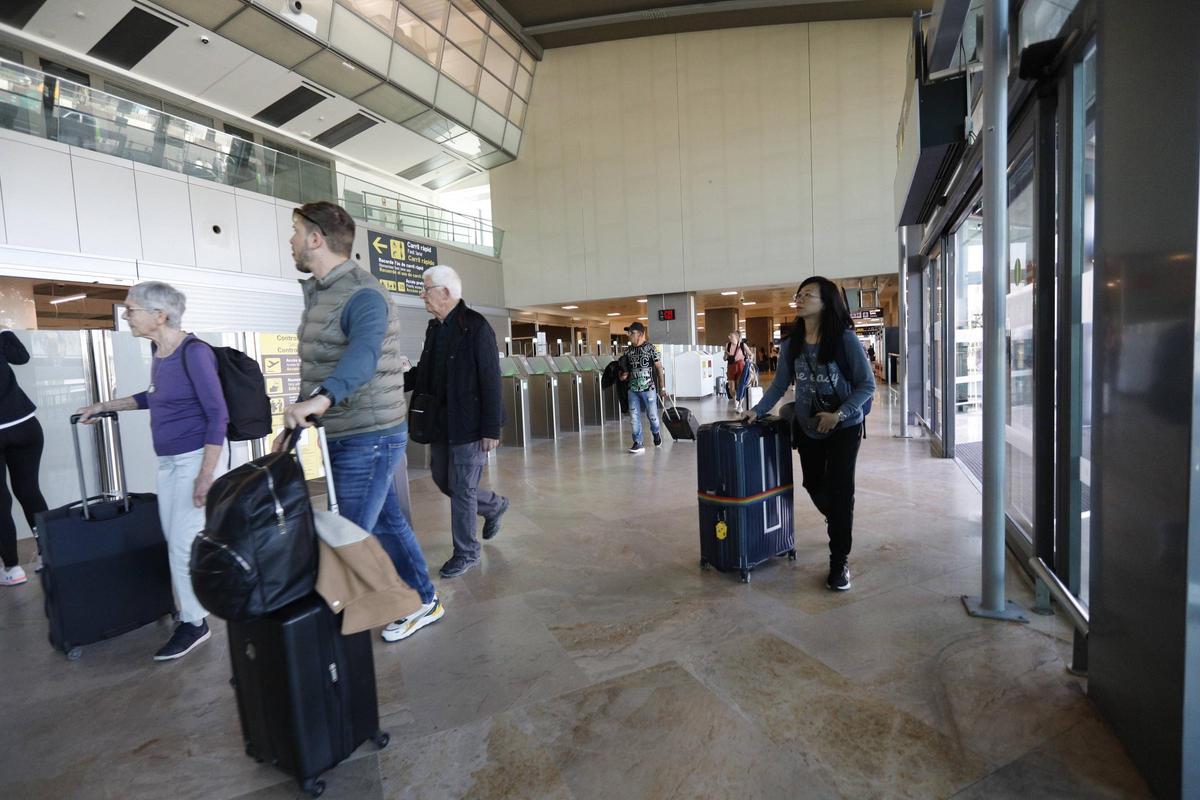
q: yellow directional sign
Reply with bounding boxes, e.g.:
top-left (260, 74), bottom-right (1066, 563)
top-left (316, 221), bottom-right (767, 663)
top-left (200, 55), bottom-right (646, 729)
top-left (372, 235), bottom-right (387, 255)
top-left (366, 229), bottom-right (437, 296)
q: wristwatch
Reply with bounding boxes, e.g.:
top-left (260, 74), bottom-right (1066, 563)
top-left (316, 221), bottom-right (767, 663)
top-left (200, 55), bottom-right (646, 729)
top-left (835, 408), bottom-right (846, 423)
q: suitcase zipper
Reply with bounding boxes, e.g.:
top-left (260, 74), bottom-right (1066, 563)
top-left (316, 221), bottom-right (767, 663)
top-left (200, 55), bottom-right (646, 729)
top-left (197, 533), bottom-right (252, 574)
top-left (249, 462), bottom-right (288, 534)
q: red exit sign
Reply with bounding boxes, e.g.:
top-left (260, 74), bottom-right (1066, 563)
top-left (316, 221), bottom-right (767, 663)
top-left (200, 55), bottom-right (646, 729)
top-left (657, 309), bottom-right (676, 321)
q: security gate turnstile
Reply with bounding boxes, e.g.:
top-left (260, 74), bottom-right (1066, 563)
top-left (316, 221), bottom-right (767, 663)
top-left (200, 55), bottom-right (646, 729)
top-left (545, 356), bottom-right (584, 432)
top-left (567, 354), bottom-right (606, 426)
top-left (513, 355), bottom-right (560, 439)
top-left (498, 357), bottom-right (531, 447)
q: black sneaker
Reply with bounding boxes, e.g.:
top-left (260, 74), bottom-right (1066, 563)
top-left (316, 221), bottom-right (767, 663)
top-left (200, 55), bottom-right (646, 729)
top-left (653, 433), bottom-right (662, 447)
top-left (826, 560), bottom-right (851, 592)
top-left (154, 620), bottom-right (211, 661)
top-left (628, 442), bottom-right (645, 454)
top-left (439, 555), bottom-right (479, 578)
top-left (482, 497), bottom-right (510, 541)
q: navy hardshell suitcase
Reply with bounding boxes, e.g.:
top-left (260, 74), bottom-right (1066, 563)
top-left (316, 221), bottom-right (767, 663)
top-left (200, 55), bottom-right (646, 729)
top-left (37, 412), bottom-right (174, 660)
top-left (697, 419), bottom-right (795, 582)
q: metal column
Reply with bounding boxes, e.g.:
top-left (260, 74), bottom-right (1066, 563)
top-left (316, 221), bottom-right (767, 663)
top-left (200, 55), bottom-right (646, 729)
top-left (896, 228), bottom-right (911, 438)
top-left (963, 0), bottom-right (1027, 623)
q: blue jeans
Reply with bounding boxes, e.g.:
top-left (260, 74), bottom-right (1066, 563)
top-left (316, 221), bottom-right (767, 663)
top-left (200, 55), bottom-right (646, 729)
top-left (327, 423), bottom-right (436, 604)
top-left (628, 389), bottom-right (661, 445)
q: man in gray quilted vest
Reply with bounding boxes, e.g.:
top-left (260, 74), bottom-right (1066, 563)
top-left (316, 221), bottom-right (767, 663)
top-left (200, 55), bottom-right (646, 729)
top-left (277, 201), bottom-right (443, 644)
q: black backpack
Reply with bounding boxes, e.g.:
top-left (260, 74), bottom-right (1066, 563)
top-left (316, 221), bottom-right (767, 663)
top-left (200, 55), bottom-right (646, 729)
top-left (180, 338), bottom-right (273, 441)
top-left (190, 429), bottom-right (317, 621)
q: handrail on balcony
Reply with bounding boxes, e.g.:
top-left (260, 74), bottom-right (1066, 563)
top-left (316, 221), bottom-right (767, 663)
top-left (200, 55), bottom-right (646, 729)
top-left (0, 57), bottom-right (503, 257)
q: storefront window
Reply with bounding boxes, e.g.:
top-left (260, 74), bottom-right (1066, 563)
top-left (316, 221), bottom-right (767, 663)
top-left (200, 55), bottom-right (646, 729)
top-left (1007, 152), bottom-right (1036, 536)
top-left (954, 209), bottom-right (985, 454)
top-left (1077, 44), bottom-right (1097, 605)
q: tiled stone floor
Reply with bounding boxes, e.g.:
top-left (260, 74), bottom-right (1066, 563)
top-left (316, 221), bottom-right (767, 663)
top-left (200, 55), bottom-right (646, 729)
top-left (1, 394), bottom-right (1151, 799)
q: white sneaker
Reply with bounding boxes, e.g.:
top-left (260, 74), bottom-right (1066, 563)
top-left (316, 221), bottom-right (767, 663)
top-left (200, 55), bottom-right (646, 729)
top-left (381, 597), bottom-right (445, 642)
top-left (1, 565), bottom-right (28, 586)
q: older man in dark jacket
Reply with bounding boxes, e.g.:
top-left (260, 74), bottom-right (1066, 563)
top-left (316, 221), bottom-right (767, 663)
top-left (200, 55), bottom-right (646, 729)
top-left (407, 265), bottom-right (508, 578)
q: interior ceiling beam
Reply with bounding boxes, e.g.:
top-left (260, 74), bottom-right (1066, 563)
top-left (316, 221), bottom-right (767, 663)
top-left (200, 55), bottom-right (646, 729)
top-left (475, 0), bottom-right (545, 59)
top-left (524, 0), bottom-right (853, 35)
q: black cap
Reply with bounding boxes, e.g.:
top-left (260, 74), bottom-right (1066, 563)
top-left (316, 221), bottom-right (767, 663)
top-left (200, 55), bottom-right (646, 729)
top-left (625, 321), bottom-right (646, 334)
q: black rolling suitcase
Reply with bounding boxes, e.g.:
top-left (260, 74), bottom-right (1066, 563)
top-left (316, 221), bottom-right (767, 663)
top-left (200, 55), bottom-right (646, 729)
top-left (662, 394), bottom-right (699, 441)
top-left (36, 412), bottom-right (174, 660)
top-left (226, 424), bottom-right (388, 798)
top-left (697, 419), bottom-right (795, 582)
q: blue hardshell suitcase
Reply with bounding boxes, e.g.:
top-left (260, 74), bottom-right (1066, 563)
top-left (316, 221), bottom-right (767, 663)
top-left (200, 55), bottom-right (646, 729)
top-left (697, 419), bottom-right (795, 582)
top-left (37, 412), bottom-right (175, 660)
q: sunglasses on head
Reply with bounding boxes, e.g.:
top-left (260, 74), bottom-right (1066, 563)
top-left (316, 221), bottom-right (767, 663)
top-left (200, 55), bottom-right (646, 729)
top-left (295, 209), bottom-right (328, 238)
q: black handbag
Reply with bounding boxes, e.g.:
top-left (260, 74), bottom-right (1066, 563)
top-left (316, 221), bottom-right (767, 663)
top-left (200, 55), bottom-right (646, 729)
top-left (408, 392), bottom-right (438, 444)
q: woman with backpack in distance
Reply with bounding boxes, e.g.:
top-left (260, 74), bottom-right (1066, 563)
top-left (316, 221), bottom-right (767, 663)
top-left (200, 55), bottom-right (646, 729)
top-left (744, 276), bottom-right (875, 591)
top-left (725, 331), bottom-right (752, 411)
top-left (77, 281), bottom-right (228, 661)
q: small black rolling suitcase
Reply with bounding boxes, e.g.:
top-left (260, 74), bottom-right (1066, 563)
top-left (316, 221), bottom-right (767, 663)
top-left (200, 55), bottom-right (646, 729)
top-left (37, 412), bottom-right (174, 660)
top-left (227, 594), bottom-right (388, 798)
top-left (225, 424), bottom-right (388, 798)
top-left (697, 418), bottom-right (795, 582)
top-left (662, 394), bottom-right (699, 441)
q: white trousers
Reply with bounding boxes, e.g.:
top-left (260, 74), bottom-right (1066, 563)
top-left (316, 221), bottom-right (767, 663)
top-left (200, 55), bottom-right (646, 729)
top-left (156, 447), bottom-right (221, 624)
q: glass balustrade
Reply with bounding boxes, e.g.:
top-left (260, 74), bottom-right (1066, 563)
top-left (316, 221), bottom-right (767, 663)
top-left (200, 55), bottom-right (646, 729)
top-left (0, 57), bottom-right (502, 257)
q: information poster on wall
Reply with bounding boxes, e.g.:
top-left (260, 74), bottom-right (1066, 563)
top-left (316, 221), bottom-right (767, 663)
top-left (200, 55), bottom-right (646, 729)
top-left (257, 333), bottom-right (323, 479)
top-left (366, 229), bottom-right (438, 295)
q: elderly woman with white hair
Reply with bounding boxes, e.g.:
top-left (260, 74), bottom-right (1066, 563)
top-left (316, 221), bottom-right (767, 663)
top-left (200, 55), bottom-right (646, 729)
top-left (77, 281), bottom-right (228, 661)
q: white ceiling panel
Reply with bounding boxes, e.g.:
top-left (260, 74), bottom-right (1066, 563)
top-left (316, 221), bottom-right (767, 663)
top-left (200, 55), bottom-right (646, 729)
top-left (333, 120), bottom-right (445, 174)
top-left (203, 57), bottom-right (306, 116)
top-left (277, 94), bottom-right (360, 139)
top-left (132, 24), bottom-right (257, 97)
top-left (26, 0), bottom-right (139, 55)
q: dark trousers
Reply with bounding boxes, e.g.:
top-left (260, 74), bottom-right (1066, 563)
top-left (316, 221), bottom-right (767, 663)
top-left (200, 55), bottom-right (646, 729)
top-left (0, 417), bottom-right (48, 568)
top-left (430, 439), bottom-right (505, 561)
top-left (795, 424), bottom-right (862, 563)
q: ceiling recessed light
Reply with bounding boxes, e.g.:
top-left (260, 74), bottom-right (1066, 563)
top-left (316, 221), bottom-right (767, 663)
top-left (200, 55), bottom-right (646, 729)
top-left (788, 302), bottom-right (797, 307)
top-left (50, 293), bottom-right (87, 305)
top-left (696, 312), bottom-right (704, 317)
top-left (638, 317), bottom-right (647, 321)
top-left (697, 327), bottom-right (705, 331)
top-left (561, 305), bottom-right (579, 310)
top-left (741, 300), bottom-right (757, 305)
top-left (342, 61), bottom-right (357, 70)
top-left (606, 312), bottom-right (621, 317)
top-left (720, 291), bottom-right (738, 296)
top-left (637, 299), bottom-right (647, 303)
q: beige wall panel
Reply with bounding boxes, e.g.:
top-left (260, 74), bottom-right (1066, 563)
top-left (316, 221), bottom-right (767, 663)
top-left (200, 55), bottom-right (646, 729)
top-left (808, 19), bottom-right (910, 280)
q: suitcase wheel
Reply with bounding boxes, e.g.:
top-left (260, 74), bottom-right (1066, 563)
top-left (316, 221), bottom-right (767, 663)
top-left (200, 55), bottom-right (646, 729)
top-left (303, 778), bottom-right (326, 798)
top-left (787, 550), bottom-right (797, 561)
top-left (739, 569), bottom-right (750, 584)
top-left (373, 731), bottom-right (390, 749)
top-left (66, 646), bottom-right (82, 661)
top-left (699, 559), bottom-right (709, 571)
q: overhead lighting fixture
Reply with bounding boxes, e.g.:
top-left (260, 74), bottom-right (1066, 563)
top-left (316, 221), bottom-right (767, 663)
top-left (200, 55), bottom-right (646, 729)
top-left (697, 327), bottom-right (705, 331)
top-left (788, 302), bottom-right (797, 308)
top-left (720, 291), bottom-right (738, 296)
top-left (606, 312), bottom-right (621, 317)
top-left (638, 317), bottom-right (647, 321)
top-left (562, 305), bottom-right (579, 310)
top-left (637, 298), bottom-right (647, 303)
top-left (696, 312), bottom-right (705, 317)
top-left (741, 300), bottom-right (757, 306)
top-left (50, 293), bottom-right (87, 305)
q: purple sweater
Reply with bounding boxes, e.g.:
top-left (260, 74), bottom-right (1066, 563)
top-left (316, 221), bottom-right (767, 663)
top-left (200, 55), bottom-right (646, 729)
top-left (133, 335), bottom-right (229, 457)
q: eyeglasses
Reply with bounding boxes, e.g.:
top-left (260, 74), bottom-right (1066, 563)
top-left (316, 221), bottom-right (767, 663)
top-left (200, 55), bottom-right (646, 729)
top-left (121, 306), bottom-right (158, 318)
top-left (294, 209), bottom-right (328, 238)
top-left (419, 284), bottom-right (446, 296)
top-left (794, 290), bottom-right (821, 301)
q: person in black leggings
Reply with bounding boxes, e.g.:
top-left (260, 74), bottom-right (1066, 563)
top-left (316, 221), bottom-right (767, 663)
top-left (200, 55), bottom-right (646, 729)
top-left (0, 329), bottom-right (47, 587)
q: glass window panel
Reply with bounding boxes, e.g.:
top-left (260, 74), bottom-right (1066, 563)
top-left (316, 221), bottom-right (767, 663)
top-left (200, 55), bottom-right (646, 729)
top-left (445, 6), bottom-right (486, 61)
top-left (519, 49), bottom-right (534, 72)
top-left (1006, 150), bottom-right (1036, 537)
top-left (439, 42), bottom-right (480, 91)
top-left (483, 39), bottom-right (516, 86)
top-left (512, 65), bottom-right (532, 99)
top-left (953, 208), bottom-right (984, 449)
top-left (1019, 0), bottom-right (1081, 52)
top-left (404, 0), bottom-right (448, 32)
top-left (394, 7), bottom-right (442, 64)
top-left (507, 95), bottom-right (526, 127)
top-left (338, 0), bottom-right (397, 33)
top-left (477, 70), bottom-right (509, 115)
top-left (1077, 44), bottom-right (1097, 606)
top-left (489, 22), bottom-right (519, 58)
top-left (451, 0), bottom-right (489, 31)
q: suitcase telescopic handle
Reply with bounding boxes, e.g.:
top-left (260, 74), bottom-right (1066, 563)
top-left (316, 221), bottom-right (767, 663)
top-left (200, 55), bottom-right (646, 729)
top-left (285, 416), bottom-right (339, 514)
top-left (69, 411), bottom-right (129, 519)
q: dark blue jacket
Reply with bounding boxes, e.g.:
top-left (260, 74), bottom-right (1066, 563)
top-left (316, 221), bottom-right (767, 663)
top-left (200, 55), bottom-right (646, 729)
top-left (406, 300), bottom-right (503, 444)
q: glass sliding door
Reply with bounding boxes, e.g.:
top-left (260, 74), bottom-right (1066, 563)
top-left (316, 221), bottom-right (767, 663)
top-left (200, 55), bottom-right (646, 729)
top-left (1006, 150), bottom-right (1037, 540)
top-left (954, 207), bottom-right (985, 473)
